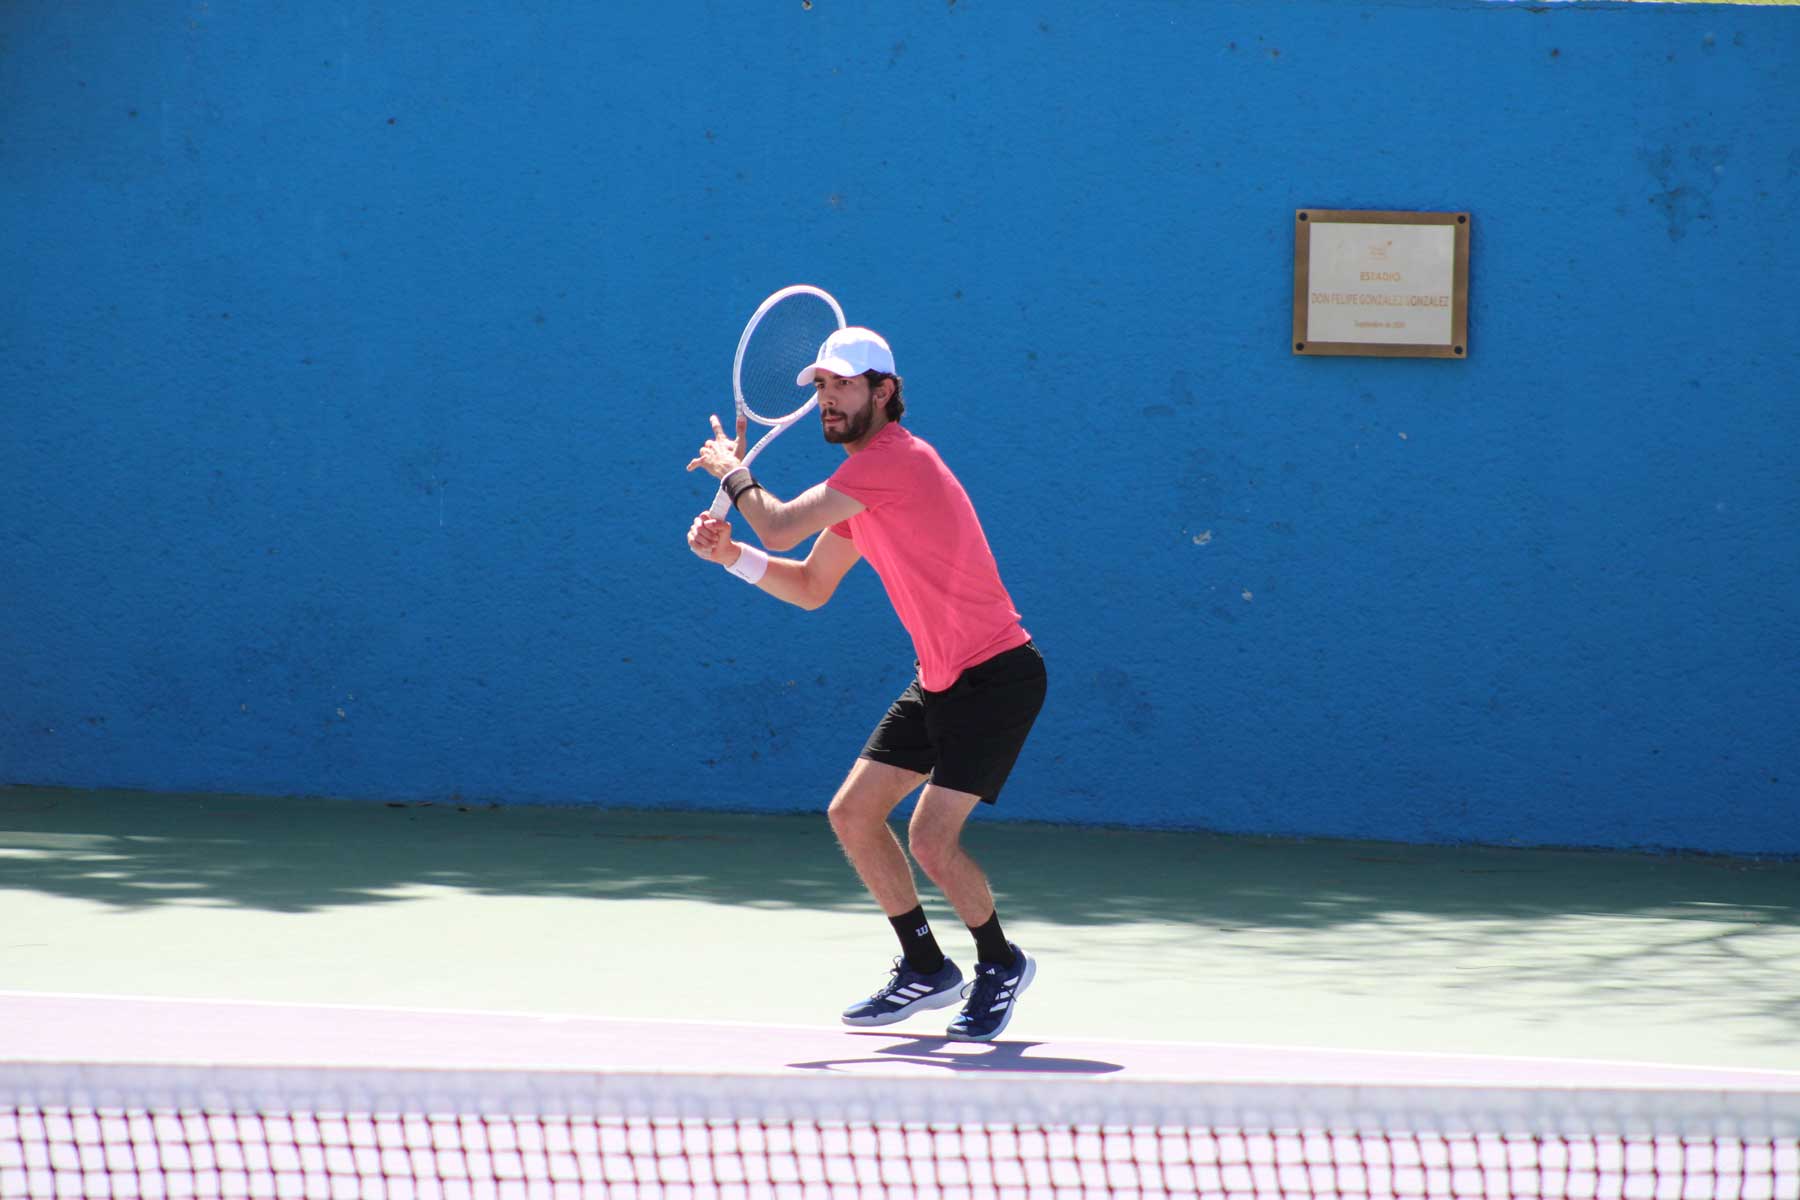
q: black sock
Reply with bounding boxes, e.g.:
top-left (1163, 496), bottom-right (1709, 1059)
top-left (889, 905), bottom-right (946, 974)
top-left (969, 909), bottom-right (1015, 967)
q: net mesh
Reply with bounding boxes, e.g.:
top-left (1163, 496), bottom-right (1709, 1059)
top-left (5, 1066), bottom-right (1797, 1199)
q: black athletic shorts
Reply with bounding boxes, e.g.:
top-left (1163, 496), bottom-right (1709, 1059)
top-left (859, 640), bottom-right (1047, 805)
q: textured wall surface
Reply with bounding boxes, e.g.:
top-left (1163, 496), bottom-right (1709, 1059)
top-left (3, 2), bottom-right (1796, 853)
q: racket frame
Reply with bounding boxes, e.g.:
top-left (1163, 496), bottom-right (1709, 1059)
top-left (706, 285), bottom-right (847, 520)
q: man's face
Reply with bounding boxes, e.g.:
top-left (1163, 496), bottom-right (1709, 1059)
top-left (815, 371), bottom-right (879, 445)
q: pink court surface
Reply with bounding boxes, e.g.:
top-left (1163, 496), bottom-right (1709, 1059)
top-left (4, 787), bottom-right (1800, 1088)
top-left (5, 992), bottom-right (1800, 1092)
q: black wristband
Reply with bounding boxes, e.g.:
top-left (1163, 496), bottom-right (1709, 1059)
top-left (722, 468), bottom-right (763, 507)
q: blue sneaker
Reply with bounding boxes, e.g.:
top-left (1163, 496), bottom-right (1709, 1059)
top-left (841, 957), bottom-right (965, 1026)
top-left (946, 944), bottom-right (1035, 1042)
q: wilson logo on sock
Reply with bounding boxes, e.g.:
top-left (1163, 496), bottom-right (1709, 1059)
top-left (914, 925), bottom-right (930, 938)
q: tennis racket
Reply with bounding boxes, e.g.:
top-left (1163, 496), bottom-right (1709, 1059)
top-left (706, 284), bottom-right (847, 520)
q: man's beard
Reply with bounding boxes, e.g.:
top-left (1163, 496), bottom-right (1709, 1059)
top-left (822, 403), bottom-right (875, 445)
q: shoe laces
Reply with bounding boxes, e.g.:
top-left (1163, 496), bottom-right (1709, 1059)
top-left (871, 956), bottom-right (912, 1000)
top-left (960, 961), bottom-right (1014, 1013)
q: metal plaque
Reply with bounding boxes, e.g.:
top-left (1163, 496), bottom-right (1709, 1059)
top-left (1293, 210), bottom-right (1470, 358)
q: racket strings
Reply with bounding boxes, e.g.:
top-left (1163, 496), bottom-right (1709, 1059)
top-left (738, 294), bottom-right (841, 424)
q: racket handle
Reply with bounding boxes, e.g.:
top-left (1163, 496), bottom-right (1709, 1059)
top-left (706, 487), bottom-right (731, 521)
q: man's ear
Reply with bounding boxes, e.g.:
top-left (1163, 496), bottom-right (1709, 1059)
top-left (873, 377), bottom-right (895, 404)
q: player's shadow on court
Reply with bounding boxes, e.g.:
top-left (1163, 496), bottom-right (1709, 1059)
top-left (786, 1032), bottom-right (1123, 1076)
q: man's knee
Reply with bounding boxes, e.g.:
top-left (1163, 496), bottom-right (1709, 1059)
top-left (826, 787), bottom-right (872, 839)
top-left (907, 824), bottom-right (958, 880)
top-left (828, 759), bottom-right (922, 837)
top-left (906, 787), bottom-right (980, 879)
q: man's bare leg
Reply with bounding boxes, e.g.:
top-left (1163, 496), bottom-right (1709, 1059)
top-left (908, 782), bottom-right (1033, 1041)
top-left (832, 759), bottom-right (973, 1028)
top-left (905, 784), bottom-right (994, 927)
top-left (826, 757), bottom-right (928, 916)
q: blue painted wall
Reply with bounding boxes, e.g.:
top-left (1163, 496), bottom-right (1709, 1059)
top-left (3, 2), bottom-right (1796, 854)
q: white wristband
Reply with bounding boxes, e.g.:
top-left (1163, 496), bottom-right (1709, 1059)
top-left (724, 543), bottom-right (768, 584)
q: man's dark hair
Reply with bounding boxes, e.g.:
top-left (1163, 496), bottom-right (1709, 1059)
top-left (863, 371), bottom-right (904, 422)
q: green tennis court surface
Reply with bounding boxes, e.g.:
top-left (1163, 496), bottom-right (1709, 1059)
top-left (3, 786), bottom-right (1796, 1074)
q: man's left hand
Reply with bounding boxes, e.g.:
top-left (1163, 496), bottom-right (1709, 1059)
top-left (686, 413), bottom-right (750, 479)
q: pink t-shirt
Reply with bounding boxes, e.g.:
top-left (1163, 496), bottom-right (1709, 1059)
top-left (826, 423), bottom-right (1030, 692)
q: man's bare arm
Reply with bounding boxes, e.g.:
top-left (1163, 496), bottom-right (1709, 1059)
top-left (686, 412), bottom-right (865, 551)
top-left (747, 525), bottom-right (861, 609)
top-left (731, 481), bottom-right (864, 552)
top-left (687, 514), bottom-right (860, 610)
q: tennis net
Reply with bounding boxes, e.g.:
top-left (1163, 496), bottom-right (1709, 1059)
top-left (5, 1062), bottom-right (1798, 1199)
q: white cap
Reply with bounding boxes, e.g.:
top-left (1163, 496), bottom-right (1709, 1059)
top-left (795, 326), bottom-right (896, 386)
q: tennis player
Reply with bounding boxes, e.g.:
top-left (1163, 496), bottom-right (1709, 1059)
top-left (684, 326), bottom-right (1047, 1042)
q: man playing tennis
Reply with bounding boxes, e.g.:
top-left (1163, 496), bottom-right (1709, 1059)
top-left (684, 326), bottom-right (1047, 1042)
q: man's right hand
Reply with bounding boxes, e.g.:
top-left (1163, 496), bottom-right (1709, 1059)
top-left (687, 512), bottom-right (740, 567)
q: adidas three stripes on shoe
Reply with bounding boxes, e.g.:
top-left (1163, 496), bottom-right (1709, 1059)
top-left (841, 957), bottom-right (965, 1027)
